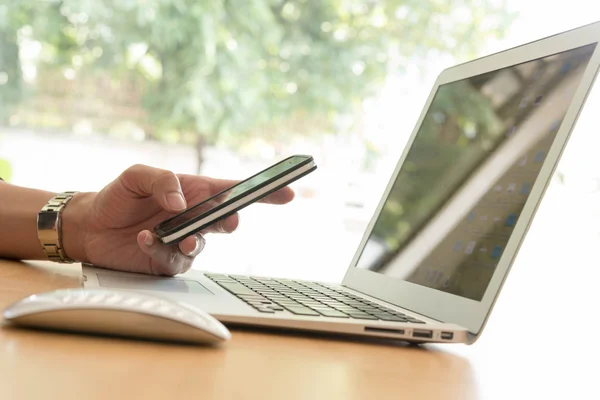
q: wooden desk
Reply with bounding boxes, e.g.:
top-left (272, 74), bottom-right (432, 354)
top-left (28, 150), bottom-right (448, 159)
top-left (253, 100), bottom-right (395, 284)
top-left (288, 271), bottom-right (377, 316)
top-left (0, 258), bottom-right (597, 400)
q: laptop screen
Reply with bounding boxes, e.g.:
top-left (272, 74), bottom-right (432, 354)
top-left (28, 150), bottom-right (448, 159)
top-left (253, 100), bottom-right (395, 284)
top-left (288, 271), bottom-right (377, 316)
top-left (355, 43), bottom-right (597, 301)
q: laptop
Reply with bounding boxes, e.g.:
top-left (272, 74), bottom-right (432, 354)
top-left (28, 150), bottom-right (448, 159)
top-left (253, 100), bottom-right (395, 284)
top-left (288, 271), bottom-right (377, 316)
top-left (82, 21), bottom-right (600, 344)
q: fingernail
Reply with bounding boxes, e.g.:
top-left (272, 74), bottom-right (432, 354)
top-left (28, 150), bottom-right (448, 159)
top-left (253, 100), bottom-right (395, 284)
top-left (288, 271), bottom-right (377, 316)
top-left (144, 232), bottom-right (154, 247)
top-left (184, 236), bottom-right (205, 257)
top-left (166, 192), bottom-right (187, 211)
top-left (197, 235), bottom-right (206, 253)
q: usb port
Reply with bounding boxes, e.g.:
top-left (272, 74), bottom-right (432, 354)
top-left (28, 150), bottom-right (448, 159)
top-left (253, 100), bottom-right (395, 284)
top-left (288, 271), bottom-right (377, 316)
top-left (441, 331), bottom-right (454, 340)
top-left (412, 329), bottom-right (433, 339)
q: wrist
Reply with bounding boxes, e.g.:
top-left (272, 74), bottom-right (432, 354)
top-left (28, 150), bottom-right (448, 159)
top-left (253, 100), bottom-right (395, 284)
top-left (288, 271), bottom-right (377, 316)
top-left (61, 192), bottom-right (96, 263)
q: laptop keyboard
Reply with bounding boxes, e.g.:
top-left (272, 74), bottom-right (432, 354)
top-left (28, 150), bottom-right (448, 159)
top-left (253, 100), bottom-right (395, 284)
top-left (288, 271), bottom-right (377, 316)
top-left (204, 273), bottom-right (425, 323)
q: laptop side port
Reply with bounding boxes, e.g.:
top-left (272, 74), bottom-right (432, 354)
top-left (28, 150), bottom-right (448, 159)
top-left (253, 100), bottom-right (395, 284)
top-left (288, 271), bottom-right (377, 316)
top-left (441, 331), bottom-right (454, 340)
top-left (412, 329), bottom-right (433, 339)
top-left (364, 327), bottom-right (405, 335)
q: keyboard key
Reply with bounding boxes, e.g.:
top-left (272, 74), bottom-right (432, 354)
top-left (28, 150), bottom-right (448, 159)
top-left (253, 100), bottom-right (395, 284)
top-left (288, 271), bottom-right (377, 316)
top-left (278, 299), bottom-right (301, 304)
top-left (284, 306), bottom-right (320, 316)
top-left (365, 302), bottom-right (386, 308)
top-left (320, 297), bottom-right (342, 302)
top-left (345, 301), bottom-right (366, 306)
top-left (204, 273), bottom-right (226, 278)
top-left (230, 275), bottom-right (252, 280)
top-left (357, 308), bottom-right (379, 314)
top-left (378, 315), bottom-right (408, 322)
top-left (317, 310), bottom-right (349, 318)
top-left (308, 305), bottom-right (335, 310)
top-left (218, 282), bottom-right (256, 295)
top-left (299, 302), bottom-right (324, 307)
top-left (256, 308), bottom-right (276, 313)
top-left (248, 300), bottom-right (272, 305)
top-left (292, 297), bottom-right (312, 302)
top-left (299, 301), bottom-right (323, 306)
top-left (356, 304), bottom-right (378, 309)
top-left (335, 307), bottom-right (362, 314)
top-left (371, 312), bottom-right (396, 319)
top-left (266, 296), bottom-right (289, 301)
top-left (239, 294), bottom-right (266, 300)
top-left (348, 313), bottom-right (378, 320)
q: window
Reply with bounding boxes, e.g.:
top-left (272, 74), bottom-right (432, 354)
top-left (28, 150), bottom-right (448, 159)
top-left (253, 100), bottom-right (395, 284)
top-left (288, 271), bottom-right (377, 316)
top-left (1, 1), bottom-right (598, 285)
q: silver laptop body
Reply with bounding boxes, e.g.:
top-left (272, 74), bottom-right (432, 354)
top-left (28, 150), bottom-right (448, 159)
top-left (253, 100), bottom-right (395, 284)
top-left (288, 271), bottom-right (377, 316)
top-left (84, 21), bottom-right (600, 344)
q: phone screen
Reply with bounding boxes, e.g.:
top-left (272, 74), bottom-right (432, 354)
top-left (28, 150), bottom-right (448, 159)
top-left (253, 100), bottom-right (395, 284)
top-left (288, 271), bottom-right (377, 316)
top-left (158, 155), bottom-right (310, 233)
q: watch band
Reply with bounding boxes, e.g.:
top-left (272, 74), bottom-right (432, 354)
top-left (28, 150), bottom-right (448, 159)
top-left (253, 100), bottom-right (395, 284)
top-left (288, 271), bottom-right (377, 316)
top-left (37, 191), bottom-right (79, 263)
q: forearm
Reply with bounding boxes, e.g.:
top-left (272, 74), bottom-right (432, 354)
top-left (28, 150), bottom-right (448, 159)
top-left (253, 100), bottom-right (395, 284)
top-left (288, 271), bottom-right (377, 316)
top-left (0, 181), bottom-right (90, 262)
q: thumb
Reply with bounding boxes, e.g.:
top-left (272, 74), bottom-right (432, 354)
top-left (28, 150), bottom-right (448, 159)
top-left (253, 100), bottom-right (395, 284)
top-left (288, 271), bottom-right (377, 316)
top-left (118, 164), bottom-right (187, 212)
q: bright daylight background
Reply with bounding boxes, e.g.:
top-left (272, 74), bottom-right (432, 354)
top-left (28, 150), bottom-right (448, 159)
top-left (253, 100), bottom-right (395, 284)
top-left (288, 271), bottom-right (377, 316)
top-left (1, 1), bottom-right (600, 397)
top-left (0, 2), bottom-right (599, 279)
top-left (1, 1), bottom-right (599, 283)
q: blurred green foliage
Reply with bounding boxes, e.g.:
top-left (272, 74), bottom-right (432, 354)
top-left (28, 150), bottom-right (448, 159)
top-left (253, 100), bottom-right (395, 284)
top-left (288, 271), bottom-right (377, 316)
top-left (373, 81), bottom-right (504, 249)
top-left (0, 0), bottom-right (515, 166)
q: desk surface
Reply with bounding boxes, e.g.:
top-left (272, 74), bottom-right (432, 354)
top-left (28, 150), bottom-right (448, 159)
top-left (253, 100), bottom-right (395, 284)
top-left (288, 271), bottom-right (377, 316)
top-left (0, 258), bottom-right (597, 400)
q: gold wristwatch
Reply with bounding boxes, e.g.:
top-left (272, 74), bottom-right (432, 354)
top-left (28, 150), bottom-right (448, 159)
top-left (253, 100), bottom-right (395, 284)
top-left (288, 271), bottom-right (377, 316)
top-left (37, 191), bottom-right (79, 263)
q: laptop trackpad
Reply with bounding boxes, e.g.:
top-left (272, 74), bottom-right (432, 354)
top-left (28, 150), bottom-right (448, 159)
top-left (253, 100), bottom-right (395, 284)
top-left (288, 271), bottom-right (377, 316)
top-left (96, 273), bottom-right (213, 295)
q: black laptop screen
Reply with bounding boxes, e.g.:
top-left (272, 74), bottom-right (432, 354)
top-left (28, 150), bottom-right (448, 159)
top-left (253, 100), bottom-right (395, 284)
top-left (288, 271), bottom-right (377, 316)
top-left (354, 44), bottom-right (596, 301)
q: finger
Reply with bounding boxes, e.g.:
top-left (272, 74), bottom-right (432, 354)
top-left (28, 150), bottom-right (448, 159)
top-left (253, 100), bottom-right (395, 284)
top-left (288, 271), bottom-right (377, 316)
top-left (137, 230), bottom-right (196, 276)
top-left (205, 177), bottom-right (296, 205)
top-left (178, 234), bottom-right (206, 257)
top-left (202, 213), bottom-right (240, 234)
top-left (119, 164), bottom-right (187, 212)
top-left (260, 186), bottom-right (295, 205)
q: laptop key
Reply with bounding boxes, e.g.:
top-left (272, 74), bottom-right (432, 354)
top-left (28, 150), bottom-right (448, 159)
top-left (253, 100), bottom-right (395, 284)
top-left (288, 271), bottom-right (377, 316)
top-left (317, 310), bottom-right (349, 318)
top-left (378, 315), bottom-right (408, 322)
top-left (334, 307), bottom-right (362, 314)
top-left (239, 295), bottom-right (266, 301)
top-left (308, 305), bottom-right (335, 310)
top-left (348, 313), bottom-right (378, 320)
top-left (279, 303), bottom-right (302, 309)
top-left (284, 306), bottom-right (320, 316)
top-left (256, 308), bottom-right (276, 313)
top-left (357, 308), bottom-right (379, 313)
top-left (300, 302), bottom-right (326, 307)
top-left (217, 282), bottom-right (256, 296)
top-left (282, 305), bottom-right (304, 310)
top-left (372, 312), bottom-right (397, 319)
top-left (267, 296), bottom-right (289, 302)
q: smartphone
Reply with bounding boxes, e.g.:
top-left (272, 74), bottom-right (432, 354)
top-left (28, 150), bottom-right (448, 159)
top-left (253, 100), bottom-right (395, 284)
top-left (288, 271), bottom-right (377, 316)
top-left (154, 155), bottom-right (317, 245)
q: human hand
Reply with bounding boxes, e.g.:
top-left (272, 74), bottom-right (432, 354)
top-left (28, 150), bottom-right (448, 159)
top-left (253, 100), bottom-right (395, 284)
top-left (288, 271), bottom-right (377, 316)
top-left (62, 164), bottom-right (294, 275)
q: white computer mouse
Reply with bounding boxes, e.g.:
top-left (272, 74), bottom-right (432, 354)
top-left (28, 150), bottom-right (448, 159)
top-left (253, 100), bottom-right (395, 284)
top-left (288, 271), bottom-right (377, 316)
top-left (2, 288), bottom-right (231, 345)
